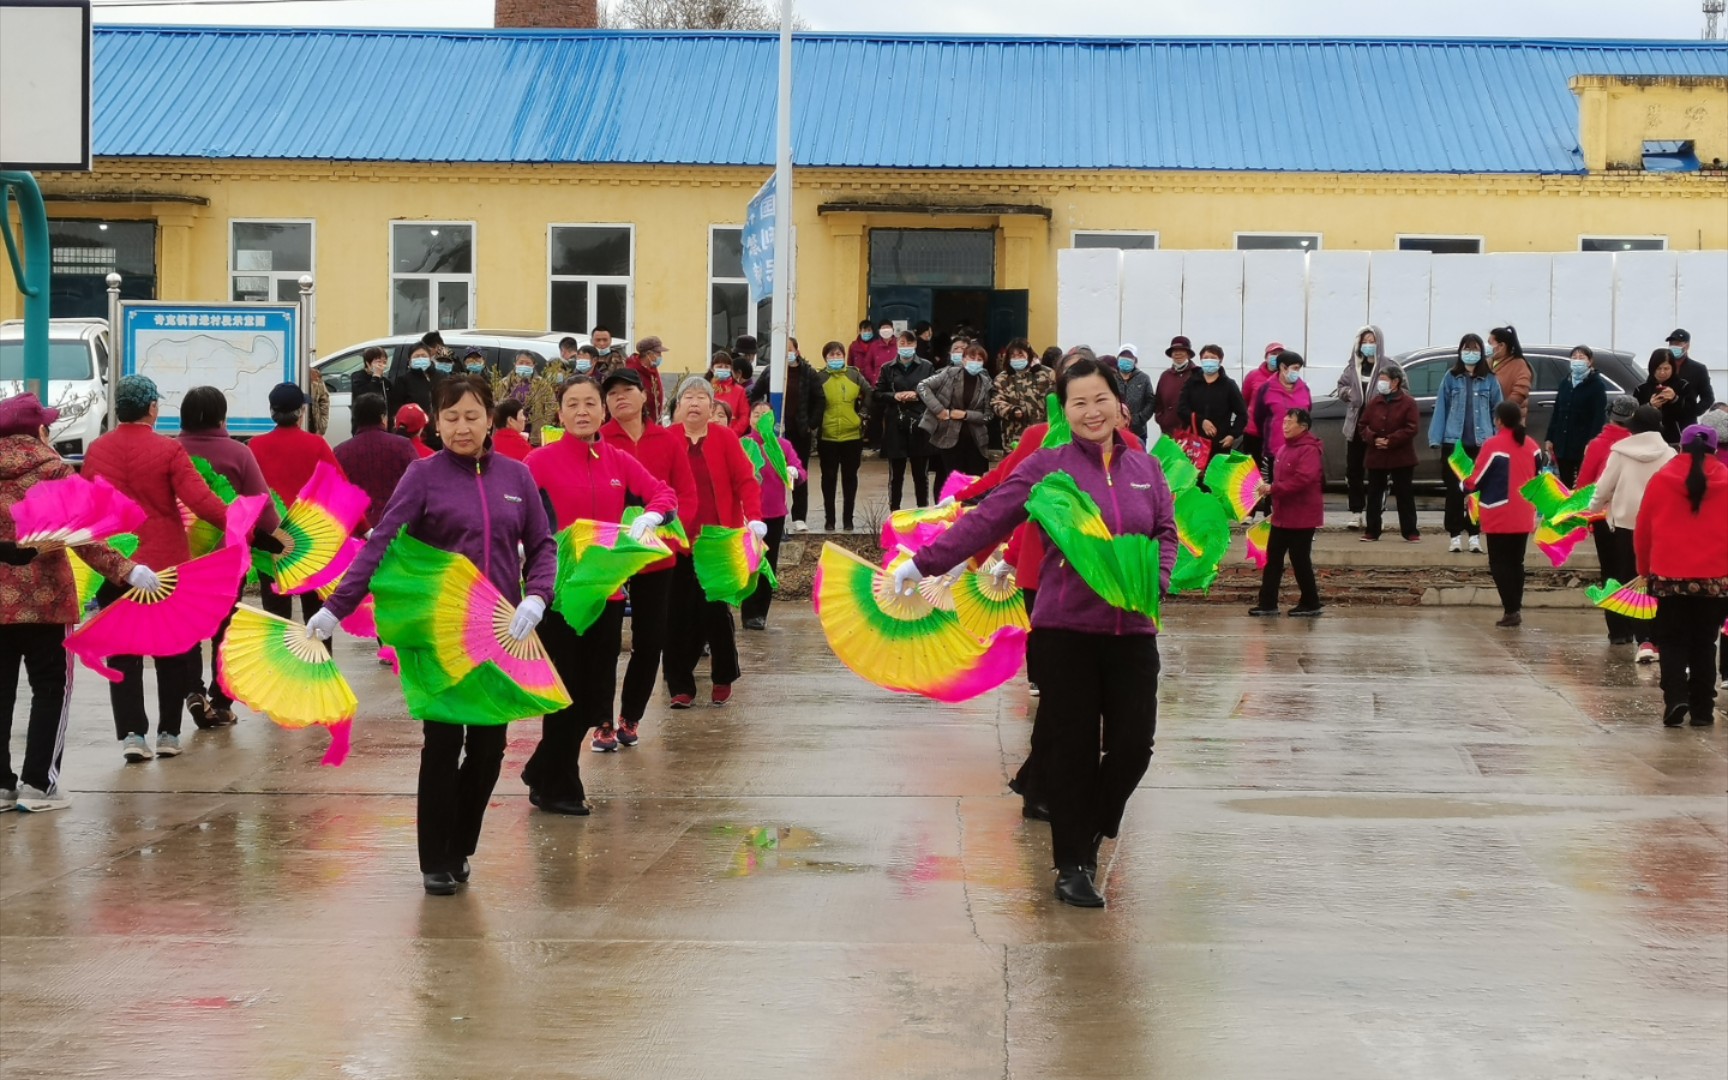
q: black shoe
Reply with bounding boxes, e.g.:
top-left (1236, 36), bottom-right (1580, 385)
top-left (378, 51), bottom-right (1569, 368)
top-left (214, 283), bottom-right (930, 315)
top-left (742, 617), bottom-right (767, 631)
top-left (1690, 706), bottom-right (1716, 727)
top-left (1495, 612), bottom-right (1522, 628)
top-left (452, 859), bottom-right (471, 883)
top-left (1609, 635), bottom-right (1635, 646)
top-left (527, 788), bottom-right (542, 808)
top-left (1021, 798), bottom-right (1050, 822)
top-left (1053, 866), bottom-right (1105, 908)
top-left (1247, 606), bottom-right (1280, 617)
top-left (423, 872), bottom-right (458, 895)
top-left (186, 692), bottom-right (216, 730)
top-left (537, 796), bottom-right (592, 816)
top-left (1287, 605), bottom-right (1324, 618)
top-left (1664, 703), bottom-right (1690, 728)
top-left (209, 705), bottom-right (237, 727)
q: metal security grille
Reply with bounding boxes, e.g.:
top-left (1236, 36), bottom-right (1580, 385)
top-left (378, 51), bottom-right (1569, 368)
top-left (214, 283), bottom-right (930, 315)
top-left (48, 220), bottom-right (157, 317)
top-left (868, 230), bottom-right (994, 288)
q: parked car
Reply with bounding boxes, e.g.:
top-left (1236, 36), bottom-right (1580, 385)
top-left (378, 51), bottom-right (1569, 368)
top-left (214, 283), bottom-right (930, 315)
top-left (314, 329), bottom-right (588, 443)
top-left (1307, 346), bottom-right (1643, 489)
top-left (0, 318), bottom-right (111, 459)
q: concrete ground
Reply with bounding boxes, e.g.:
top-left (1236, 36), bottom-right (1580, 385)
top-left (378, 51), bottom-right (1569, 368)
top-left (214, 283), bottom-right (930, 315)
top-left (3, 603), bottom-right (1724, 1080)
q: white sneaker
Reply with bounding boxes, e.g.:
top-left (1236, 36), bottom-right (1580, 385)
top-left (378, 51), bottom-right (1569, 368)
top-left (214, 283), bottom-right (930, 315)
top-left (1347, 514), bottom-right (1362, 529)
top-left (0, 788), bottom-right (16, 812)
top-left (16, 784), bottom-right (69, 813)
top-left (121, 733), bottom-right (153, 762)
top-left (1028, 683), bottom-right (1041, 698)
top-left (154, 733), bottom-right (183, 758)
top-left (1469, 536), bottom-right (1483, 554)
top-left (789, 520), bottom-right (808, 534)
top-left (1448, 535), bottom-right (1463, 553)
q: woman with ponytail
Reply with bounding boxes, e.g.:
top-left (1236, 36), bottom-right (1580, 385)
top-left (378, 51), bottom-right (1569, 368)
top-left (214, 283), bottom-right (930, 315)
top-left (1464, 400), bottom-right (1543, 627)
top-left (1634, 424), bottom-right (1728, 727)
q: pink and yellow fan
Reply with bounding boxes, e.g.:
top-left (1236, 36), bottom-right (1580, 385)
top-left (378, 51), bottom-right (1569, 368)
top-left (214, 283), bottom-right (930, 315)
top-left (1243, 519), bottom-right (1272, 570)
top-left (10, 474), bottom-right (145, 552)
top-left (881, 502), bottom-right (961, 555)
top-left (1585, 577), bottom-right (1657, 620)
top-left (813, 543), bottom-right (1025, 703)
top-left (1203, 452), bottom-right (1261, 523)
top-left (267, 462), bottom-right (371, 594)
top-left (1534, 521), bottom-right (1589, 568)
top-left (65, 544), bottom-right (248, 681)
top-left (314, 572), bottom-right (378, 639)
top-left (217, 604), bottom-right (358, 766)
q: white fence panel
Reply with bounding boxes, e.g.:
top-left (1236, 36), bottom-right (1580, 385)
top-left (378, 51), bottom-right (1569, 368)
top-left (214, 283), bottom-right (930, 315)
top-left (1485, 254), bottom-right (1554, 347)
top-left (1117, 249), bottom-right (1185, 369)
top-left (1366, 250), bottom-right (1432, 358)
top-left (1674, 251), bottom-right (1728, 391)
top-left (1178, 250), bottom-right (1245, 371)
top-left (1305, 250), bottom-right (1372, 384)
top-left (1240, 250), bottom-right (1308, 380)
top-left (1426, 255), bottom-right (1495, 349)
top-left (1549, 254), bottom-right (1615, 351)
top-left (1057, 248), bottom-right (1122, 354)
top-left (1612, 251), bottom-right (1679, 371)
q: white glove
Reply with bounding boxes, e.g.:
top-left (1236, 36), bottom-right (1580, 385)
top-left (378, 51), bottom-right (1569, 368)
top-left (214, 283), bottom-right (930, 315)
top-left (126, 565), bottom-right (160, 592)
top-left (890, 559), bottom-right (923, 597)
top-left (508, 595), bottom-right (546, 641)
top-left (936, 495), bottom-right (957, 510)
top-left (306, 608), bottom-right (341, 641)
top-left (986, 559), bottom-right (1013, 585)
top-left (746, 520), bottom-right (769, 541)
top-left (628, 511), bottom-right (664, 543)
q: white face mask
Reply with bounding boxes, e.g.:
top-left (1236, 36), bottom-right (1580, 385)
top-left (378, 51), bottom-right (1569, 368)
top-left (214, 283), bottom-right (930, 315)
top-left (1376, 379), bottom-right (1393, 395)
top-left (515, 365), bottom-right (534, 378)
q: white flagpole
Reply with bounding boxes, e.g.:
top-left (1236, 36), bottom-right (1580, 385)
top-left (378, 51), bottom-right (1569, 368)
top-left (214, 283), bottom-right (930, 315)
top-left (767, 0), bottom-right (793, 425)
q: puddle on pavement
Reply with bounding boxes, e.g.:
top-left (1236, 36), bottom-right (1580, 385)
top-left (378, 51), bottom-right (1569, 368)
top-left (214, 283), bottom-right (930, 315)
top-left (1224, 795), bottom-right (1567, 819)
top-left (714, 825), bottom-right (868, 877)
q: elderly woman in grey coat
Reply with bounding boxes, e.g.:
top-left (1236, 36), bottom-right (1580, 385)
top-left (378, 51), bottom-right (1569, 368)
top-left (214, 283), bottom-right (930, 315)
top-left (1332, 323), bottom-right (1395, 528)
top-left (918, 340), bottom-right (994, 495)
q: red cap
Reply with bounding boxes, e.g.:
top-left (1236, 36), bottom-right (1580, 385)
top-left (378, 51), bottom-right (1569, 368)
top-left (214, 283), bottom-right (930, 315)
top-left (0, 393), bottom-right (59, 438)
top-left (1264, 342), bottom-right (1286, 358)
top-left (394, 403), bottom-right (428, 434)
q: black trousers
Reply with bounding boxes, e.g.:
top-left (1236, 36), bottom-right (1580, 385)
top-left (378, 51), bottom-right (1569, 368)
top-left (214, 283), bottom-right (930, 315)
top-left (1022, 589), bottom-right (1040, 685)
top-left (1036, 630), bottom-right (1159, 869)
top-left (619, 567), bottom-right (672, 724)
top-left (201, 583), bottom-right (246, 708)
top-left (933, 441), bottom-right (989, 501)
top-left (663, 554), bottom-right (741, 697)
top-left (522, 602), bottom-right (625, 803)
top-left (1257, 526), bottom-right (1319, 610)
top-left (94, 580), bottom-right (199, 738)
top-left (417, 721), bottom-right (506, 874)
top-left (1240, 432), bottom-right (1263, 464)
top-left (1441, 443), bottom-right (1481, 538)
top-left (1484, 532), bottom-right (1528, 616)
top-left (1652, 594), bottom-right (1728, 720)
top-left (887, 454), bottom-right (931, 511)
top-left (787, 428), bottom-right (812, 524)
top-left (740, 516), bottom-right (785, 623)
top-left (817, 438), bottom-right (863, 530)
top-left (0, 623), bottom-right (72, 792)
top-left (1345, 437), bottom-right (1369, 513)
top-left (1364, 466), bottom-right (1419, 539)
top-left (1557, 458), bottom-right (1582, 488)
top-left (1596, 526), bottom-right (1650, 644)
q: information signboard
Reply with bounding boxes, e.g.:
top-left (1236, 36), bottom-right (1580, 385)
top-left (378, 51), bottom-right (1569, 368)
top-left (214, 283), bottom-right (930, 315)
top-left (120, 302), bottom-right (298, 434)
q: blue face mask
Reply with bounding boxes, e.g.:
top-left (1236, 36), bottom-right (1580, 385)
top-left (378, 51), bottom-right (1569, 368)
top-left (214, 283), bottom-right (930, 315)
top-left (1670, 345), bottom-right (1685, 359)
top-left (713, 368), bottom-right (732, 382)
top-left (1201, 360), bottom-right (1221, 376)
top-left (860, 331), bottom-right (874, 342)
top-left (1461, 351), bottom-right (1482, 367)
top-left (1009, 358), bottom-right (1029, 372)
top-left (574, 360), bottom-right (592, 374)
top-left (1117, 358), bottom-right (1135, 374)
top-left (950, 352), bottom-right (965, 365)
top-left (898, 347), bottom-right (916, 359)
top-left (515, 365), bottom-right (534, 379)
top-left (465, 362), bottom-right (484, 374)
top-left (1265, 356), bottom-right (1279, 371)
top-left (410, 357), bottom-right (431, 372)
top-left (1361, 342), bottom-right (1378, 359)
top-left (1283, 368), bottom-right (1302, 385)
top-left (826, 358), bottom-right (845, 372)
top-left (963, 361), bottom-right (985, 376)
top-left (433, 361), bottom-right (453, 374)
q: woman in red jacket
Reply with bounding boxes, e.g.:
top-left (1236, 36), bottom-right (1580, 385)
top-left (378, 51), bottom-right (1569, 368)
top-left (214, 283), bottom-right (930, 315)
top-left (1466, 401), bottom-right (1543, 628)
top-left (1635, 424), bottom-right (1728, 727)
top-left (523, 376), bottom-right (677, 809)
top-left (1358, 363), bottom-right (1421, 543)
top-left (663, 377), bottom-right (764, 708)
top-left (1250, 407), bottom-right (1326, 616)
top-left (706, 352), bottom-right (751, 438)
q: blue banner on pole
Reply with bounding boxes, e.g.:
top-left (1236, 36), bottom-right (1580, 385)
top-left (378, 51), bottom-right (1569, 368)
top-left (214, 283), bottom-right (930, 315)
top-left (743, 176), bottom-right (776, 304)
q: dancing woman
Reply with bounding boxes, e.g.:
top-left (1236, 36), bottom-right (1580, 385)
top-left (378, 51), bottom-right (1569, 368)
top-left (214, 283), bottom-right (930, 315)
top-left (310, 375), bottom-right (557, 895)
top-left (522, 376), bottom-right (676, 808)
top-left (894, 357), bottom-right (1177, 908)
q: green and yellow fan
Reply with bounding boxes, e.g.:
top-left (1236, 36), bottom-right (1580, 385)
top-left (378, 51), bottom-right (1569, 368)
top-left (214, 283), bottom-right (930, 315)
top-left (217, 604), bottom-right (358, 765)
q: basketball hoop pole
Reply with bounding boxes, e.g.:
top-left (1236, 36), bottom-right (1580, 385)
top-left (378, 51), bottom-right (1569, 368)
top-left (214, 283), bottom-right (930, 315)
top-left (0, 171), bottom-right (50, 400)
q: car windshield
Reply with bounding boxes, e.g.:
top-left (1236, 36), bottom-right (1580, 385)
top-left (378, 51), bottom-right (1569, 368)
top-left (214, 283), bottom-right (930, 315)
top-left (0, 341), bottom-right (95, 382)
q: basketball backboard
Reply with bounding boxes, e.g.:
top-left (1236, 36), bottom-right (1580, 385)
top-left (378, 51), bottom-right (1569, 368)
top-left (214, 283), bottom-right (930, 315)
top-left (0, 0), bottom-right (92, 172)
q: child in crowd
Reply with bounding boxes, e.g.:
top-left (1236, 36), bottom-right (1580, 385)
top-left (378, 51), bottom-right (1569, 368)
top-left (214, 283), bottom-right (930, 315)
top-left (740, 402), bottom-right (806, 631)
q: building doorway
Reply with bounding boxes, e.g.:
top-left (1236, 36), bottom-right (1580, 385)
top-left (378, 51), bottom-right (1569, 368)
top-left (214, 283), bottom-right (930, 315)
top-left (866, 228), bottom-right (1027, 357)
top-left (48, 219), bottom-right (156, 318)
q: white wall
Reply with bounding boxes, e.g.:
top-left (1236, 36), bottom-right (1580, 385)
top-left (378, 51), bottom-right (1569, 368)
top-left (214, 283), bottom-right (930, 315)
top-left (1058, 250), bottom-right (1728, 394)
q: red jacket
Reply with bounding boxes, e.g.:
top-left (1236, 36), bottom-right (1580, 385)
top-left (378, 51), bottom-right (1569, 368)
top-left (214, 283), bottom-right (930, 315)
top-left (80, 423), bottom-right (228, 570)
top-left (712, 379), bottom-right (751, 436)
top-left (1, 435), bottom-right (137, 624)
top-left (1635, 455), bottom-right (1728, 580)
top-left (1576, 424), bottom-right (1631, 488)
top-left (526, 435), bottom-right (677, 529)
top-left (248, 424), bottom-right (342, 505)
top-left (1465, 430), bottom-right (1542, 535)
top-left (1357, 391), bottom-right (1420, 470)
top-left (492, 426), bottom-right (533, 462)
top-left (600, 418), bottom-right (698, 572)
top-left (624, 355), bottom-right (666, 422)
top-left (682, 423), bottom-right (763, 529)
top-left (1270, 430), bottom-right (1325, 529)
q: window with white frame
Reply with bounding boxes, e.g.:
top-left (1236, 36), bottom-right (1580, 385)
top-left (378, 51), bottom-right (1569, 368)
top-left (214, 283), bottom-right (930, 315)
top-left (549, 224), bottom-right (632, 337)
top-left (391, 222), bottom-right (474, 335)
top-left (1579, 236), bottom-right (1667, 253)
top-left (709, 225), bottom-right (772, 355)
top-left (1235, 232), bottom-right (1321, 251)
top-left (231, 220), bottom-right (313, 302)
top-left (1397, 235), bottom-right (1483, 254)
top-left (1072, 231), bottom-right (1159, 251)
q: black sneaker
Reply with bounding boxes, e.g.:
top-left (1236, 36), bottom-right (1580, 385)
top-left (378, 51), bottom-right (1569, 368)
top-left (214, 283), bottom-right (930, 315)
top-left (742, 617), bottom-right (767, 631)
top-left (1287, 605), bottom-right (1324, 618)
top-left (1663, 703), bottom-right (1690, 728)
top-left (186, 691), bottom-right (216, 729)
top-left (1247, 607), bottom-right (1280, 617)
top-left (1689, 707), bottom-right (1715, 727)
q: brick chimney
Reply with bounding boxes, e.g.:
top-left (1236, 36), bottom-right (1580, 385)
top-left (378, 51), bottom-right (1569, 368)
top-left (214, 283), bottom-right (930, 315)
top-left (496, 0), bottom-right (599, 27)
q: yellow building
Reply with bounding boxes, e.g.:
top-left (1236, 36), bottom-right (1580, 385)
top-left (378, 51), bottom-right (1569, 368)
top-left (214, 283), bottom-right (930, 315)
top-left (6, 29), bottom-right (1726, 368)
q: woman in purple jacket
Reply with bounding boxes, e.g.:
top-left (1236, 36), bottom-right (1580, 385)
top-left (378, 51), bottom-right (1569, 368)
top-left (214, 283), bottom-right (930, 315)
top-left (1249, 407), bottom-right (1325, 617)
top-left (893, 358), bottom-right (1178, 909)
top-left (309, 376), bottom-right (558, 896)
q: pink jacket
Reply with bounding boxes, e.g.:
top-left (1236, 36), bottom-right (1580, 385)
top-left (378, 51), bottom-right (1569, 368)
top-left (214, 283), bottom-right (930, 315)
top-left (746, 432), bottom-right (806, 520)
top-left (1242, 363), bottom-right (1276, 436)
top-left (525, 436), bottom-right (678, 529)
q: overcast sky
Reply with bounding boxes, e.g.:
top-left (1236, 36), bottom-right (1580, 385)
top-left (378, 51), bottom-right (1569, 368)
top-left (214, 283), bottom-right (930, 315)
top-left (92, 0), bottom-right (1718, 39)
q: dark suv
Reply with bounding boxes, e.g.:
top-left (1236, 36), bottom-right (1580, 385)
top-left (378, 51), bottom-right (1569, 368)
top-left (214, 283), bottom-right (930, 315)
top-left (1309, 346), bottom-right (1643, 488)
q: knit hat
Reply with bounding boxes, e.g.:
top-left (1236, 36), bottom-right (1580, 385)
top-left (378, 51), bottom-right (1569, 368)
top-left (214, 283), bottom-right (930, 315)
top-left (394, 403), bottom-right (428, 435)
top-left (1681, 423), bottom-right (1719, 454)
top-left (0, 393), bottom-right (58, 437)
top-left (1606, 395), bottom-right (1638, 424)
top-left (115, 375), bottom-right (159, 422)
top-left (1697, 409), bottom-right (1728, 447)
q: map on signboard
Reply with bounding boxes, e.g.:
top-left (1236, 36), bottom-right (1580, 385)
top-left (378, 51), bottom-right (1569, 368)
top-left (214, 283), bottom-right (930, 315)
top-left (124, 305), bottom-right (297, 434)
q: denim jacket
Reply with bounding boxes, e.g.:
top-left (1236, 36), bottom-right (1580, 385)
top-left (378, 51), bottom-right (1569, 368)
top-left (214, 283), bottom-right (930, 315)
top-left (1429, 371), bottom-right (1503, 449)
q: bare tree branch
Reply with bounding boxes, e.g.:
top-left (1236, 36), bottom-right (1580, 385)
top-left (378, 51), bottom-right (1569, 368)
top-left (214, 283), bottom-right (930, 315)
top-left (604, 0), bottom-right (806, 30)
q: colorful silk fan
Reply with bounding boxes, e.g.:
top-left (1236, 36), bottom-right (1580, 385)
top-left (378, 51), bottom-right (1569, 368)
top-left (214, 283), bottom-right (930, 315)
top-left (10, 474), bottom-right (145, 552)
top-left (1585, 577), bottom-right (1657, 620)
top-left (1024, 470), bottom-right (1163, 623)
top-left (882, 502), bottom-right (961, 554)
top-left (1244, 519), bottom-right (1271, 570)
top-left (1447, 443), bottom-right (1475, 483)
top-left (266, 462), bottom-right (370, 593)
top-left (1039, 393), bottom-right (1071, 449)
top-left (186, 457), bottom-right (241, 557)
top-left (938, 472), bottom-right (976, 504)
top-left (540, 426), bottom-right (566, 445)
top-left (947, 568), bottom-right (1029, 640)
top-left (216, 604), bottom-right (358, 766)
top-left (1150, 435), bottom-right (1199, 496)
top-left (812, 543), bottom-right (1026, 702)
top-left (1203, 452), bottom-right (1261, 522)
top-left (1466, 492), bottom-right (1482, 526)
top-left (1520, 474), bottom-right (1603, 531)
top-left (316, 573), bottom-right (378, 639)
top-left (552, 516), bottom-right (672, 633)
top-left (370, 530), bottom-right (569, 724)
top-left (1534, 521), bottom-right (1589, 568)
top-left (65, 544), bottom-right (248, 681)
top-left (751, 409), bottom-right (796, 489)
top-left (692, 524), bottom-right (777, 607)
top-left (1171, 486), bottom-right (1232, 595)
top-left (67, 533), bottom-right (139, 609)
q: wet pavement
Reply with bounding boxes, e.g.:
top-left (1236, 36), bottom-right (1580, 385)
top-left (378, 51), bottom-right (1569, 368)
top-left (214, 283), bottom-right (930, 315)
top-left (3, 606), bottom-right (1724, 1079)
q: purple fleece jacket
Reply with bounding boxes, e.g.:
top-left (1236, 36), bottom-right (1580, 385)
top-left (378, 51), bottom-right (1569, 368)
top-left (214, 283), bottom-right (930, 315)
top-left (322, 447), bottom-right (556, 620)
top-left (913, 433), bottom-right (1178, 636)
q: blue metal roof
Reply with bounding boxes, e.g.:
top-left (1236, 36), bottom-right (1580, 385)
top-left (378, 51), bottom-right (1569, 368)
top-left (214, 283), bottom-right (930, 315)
top-left (89, 28), bottom-right (1728, 173)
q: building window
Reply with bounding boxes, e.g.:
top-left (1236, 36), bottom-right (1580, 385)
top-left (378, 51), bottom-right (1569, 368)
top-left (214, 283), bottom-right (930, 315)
top-left (869, 229), bottom-right (995, 288)
top-left (231, 220), bottom-right (313, 302)
top-left (1579, 236), bottom-right (1667, 253)
top-left (709, 226), bottom-right (771, 355)
top-left (391, 222), bottom-right (474, 335)
top-left (47, 219), bottom-right (156, 318)
top-left (549, 224), bottom-right (632, 337)
top-left (1072, 231), bottom-right (1159, 251)
top-left (1397, 235), bottom-right (1483, 254)
top-left (1235, 233), bottom-right (1321, 251)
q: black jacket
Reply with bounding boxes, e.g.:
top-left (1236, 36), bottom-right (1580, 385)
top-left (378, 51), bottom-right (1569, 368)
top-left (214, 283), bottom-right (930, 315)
top-left (874, 356), bottom-right (935, 459)
top-left (1177, 373), bottom-right (1248, 452)
top-left (351, 371), bottom-right (391, 410)
top-left (389, 368), bottom-right (441, 419)
top-left (748, 360), bottom-right (824, 437)
top-left (1546, 370), bottom-right (1607, 462)
top-left (1677, 356), bottom-right (1717, 414)
top-left (1635, 376), bottom-right (1702, 444)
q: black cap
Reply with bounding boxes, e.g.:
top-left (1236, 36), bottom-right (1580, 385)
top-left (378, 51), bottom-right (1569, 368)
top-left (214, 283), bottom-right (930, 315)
top-left (463, 347), bottom-right (485, 359)
top-left (734, 335), bottom-right (759, 354)
top-left (1667, 328), bottom-right (1690, 344)
top-left (268, 383), bottom-right (307, 411)
top-left (602, 367), bottom-right (644, 394)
